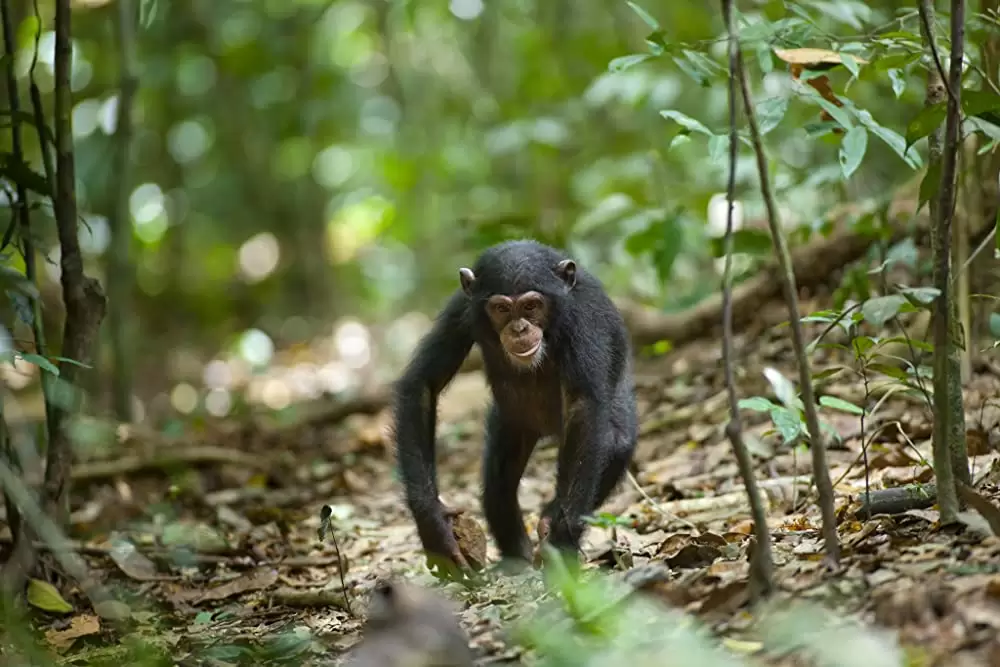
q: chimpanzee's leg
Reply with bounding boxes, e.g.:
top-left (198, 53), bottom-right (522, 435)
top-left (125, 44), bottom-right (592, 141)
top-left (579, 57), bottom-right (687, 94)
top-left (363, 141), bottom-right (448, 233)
top-left (482, 403), bottom-right (539, 562)
top-left (592, 383), bottom-right (639, 508)
top-left (542, 384), bottom-right (638, 549)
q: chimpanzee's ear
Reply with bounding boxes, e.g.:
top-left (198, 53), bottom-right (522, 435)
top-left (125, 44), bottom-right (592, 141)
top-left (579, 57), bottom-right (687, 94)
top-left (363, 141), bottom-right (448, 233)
top-left (459, 268), bottom-right (476, 295)
top-left (554, 259), bottom-right (576, 288)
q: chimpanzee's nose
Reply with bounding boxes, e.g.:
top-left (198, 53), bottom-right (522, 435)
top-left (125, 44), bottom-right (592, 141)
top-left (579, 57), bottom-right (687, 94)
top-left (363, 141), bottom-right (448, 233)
top-left (512, 320), bottom-right (527, 334)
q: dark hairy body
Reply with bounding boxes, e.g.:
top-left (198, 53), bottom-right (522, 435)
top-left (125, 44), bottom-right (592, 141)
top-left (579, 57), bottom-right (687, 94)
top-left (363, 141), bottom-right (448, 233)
top-left (393, 240), bottom-right (639, 576)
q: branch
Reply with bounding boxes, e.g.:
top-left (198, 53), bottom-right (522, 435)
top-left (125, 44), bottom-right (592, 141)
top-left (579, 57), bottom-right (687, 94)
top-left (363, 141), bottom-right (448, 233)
top-left (926, 0), bottom-right (968, 523)
top-left (45, 0), bottom-right (108, 528)
top-left (720, 0), bottom-right (772, 598)
top-left (107, 0), bottom-right (139, 422)
top-left (735, 48), bottom-right (840, 566)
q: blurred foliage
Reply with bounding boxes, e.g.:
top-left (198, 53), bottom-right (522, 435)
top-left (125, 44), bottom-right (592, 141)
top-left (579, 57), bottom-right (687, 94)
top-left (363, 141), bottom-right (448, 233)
top-left (0, 0), bottom-right (994, 407)
top-left (518, 549), bottom-right (905, 667)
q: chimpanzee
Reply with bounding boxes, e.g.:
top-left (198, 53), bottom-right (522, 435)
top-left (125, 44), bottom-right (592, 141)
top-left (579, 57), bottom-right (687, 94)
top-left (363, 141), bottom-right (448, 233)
top-left (393, 240), bottom-right (638, 576)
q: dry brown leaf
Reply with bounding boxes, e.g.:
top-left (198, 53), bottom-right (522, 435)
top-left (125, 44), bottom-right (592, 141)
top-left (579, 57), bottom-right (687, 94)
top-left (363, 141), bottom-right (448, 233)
top-left (44, 614), bottom-right (100, 652)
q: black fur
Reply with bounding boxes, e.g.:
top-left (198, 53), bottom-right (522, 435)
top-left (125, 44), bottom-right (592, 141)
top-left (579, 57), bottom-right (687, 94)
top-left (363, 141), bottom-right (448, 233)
top-left (394, 240), bottom-right (638, 572)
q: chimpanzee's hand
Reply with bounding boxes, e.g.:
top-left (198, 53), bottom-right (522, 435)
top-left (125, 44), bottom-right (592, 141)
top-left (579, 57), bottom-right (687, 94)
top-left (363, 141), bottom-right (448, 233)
top-left (534, 501), bottom-right (583, 567)
top-left (417, 504), bottom-right (473, 582)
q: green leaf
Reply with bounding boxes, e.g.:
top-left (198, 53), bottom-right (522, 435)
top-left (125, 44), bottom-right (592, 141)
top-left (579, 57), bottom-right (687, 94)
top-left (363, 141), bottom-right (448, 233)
top-left (851, 107), bottom-right (923, 169)
top-left (659, 110), bottom-right (713, 136)
top-left (772, 406), bottom-right (804, 442)
top-left (708, 134), bottom-right (728, 164)
top-left (18, 352), bottom-right (59, 376)
top-left (50, 355), bottom-right (92, 369)
top-left (757, 43), bottom-right (774, 74)
top-left (139, 0), bottom-right (159, 28)
top-left (26, 579), bottom-right (73, 614)
top-left (904, 102), bottom-right (946, 149)
top-left (804, 92), bottom-right (854, 129)
top-left (839, 53), bottom-right (861, 78)
top-left (763, 366), bottom-right (798, 410)
top-left (739, 396), bottom-right (775, 413)
top-left (819, 395), bottom-right (865, 415)
top-left (672, 55), bottom-right (710, 86)
top-left (988, 312), bottom-right (1000, 339)
top-left (874, 52), bottom-right (921, 70)
top-left (918, 160), bottom-right (942, 213)
top-left (0, 156), bottom-right (49, 195)
top-left (626, 1), bottom-right (661, 30)
top-left (609, 54), bottom-right (653, 73)
top-left (839, 126), bottom-right (868, 179)
top-left (888, 69), bottom-right (906, 98)
top-left (708, 228), bottom-right (774, 257)
top-left (756, 96), bottom-right (789, 135)
top-left (861, 294), bottom-right (907, 327)
top-left (964, 89), bottom-right (1000, 124)
top-left (900, 286), bottom-right (940, 306)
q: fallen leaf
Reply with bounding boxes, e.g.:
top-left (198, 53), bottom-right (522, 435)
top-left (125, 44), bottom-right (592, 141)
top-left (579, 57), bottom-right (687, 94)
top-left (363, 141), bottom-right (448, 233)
top-left (44, 613), bottom-right (100, 651)
top-left (26, 579), bottom-right (73, 614)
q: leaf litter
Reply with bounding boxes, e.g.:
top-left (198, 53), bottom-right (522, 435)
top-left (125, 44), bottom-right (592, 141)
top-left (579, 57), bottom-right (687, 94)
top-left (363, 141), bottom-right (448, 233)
top-left (9, 305), bottom-right (1000, 666)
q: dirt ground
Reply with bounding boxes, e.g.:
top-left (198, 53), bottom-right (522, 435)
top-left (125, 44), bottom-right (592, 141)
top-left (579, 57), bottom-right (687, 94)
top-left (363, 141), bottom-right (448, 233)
top-left (7, 314), bottom-right (1000, 666)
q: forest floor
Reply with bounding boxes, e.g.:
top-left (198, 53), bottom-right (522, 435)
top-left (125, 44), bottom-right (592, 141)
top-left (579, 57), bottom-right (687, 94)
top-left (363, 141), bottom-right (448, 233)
top-left (8, 300), bottom-right (1000, 666)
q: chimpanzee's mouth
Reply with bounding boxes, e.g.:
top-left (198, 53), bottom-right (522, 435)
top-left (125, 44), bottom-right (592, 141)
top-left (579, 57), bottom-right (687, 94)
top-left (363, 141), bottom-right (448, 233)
top-left (511, 342), bottom-right (541, 358)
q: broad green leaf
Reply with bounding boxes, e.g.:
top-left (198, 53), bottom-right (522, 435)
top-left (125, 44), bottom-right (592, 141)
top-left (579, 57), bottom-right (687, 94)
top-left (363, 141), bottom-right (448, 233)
top-left (904, 103), bottom-right (946, 149)
top-left (26, 579), bottom-right (73, 614)
top-left (708, 134), bottom-right (728, 164)
top-left (918, 161), bottom-right (942, 213)
top-left (805, 92), bottom-right (854, 129)
top-left (626, 1), bottom-right (661, 30)
top-left (989, 312), bottom-right (1000, 339)
top-left (861, 294), bottom-right (907, 327)
top-left (19, 352), bottom-right (59, 376)
top-left (839, 126), bottom-right (868, 179)
top-left (139, 0), bottom-right (159, 28)
top-left (888, 69), bottom-right (906, 98)
top-left (900, 286), bottom-right (940, 305)
top-left (668, 134), bottom-right (692, 150)
top-left (772, 407), bottom-right (804, 442)
top-left (818, 395), bottom-right (864, 415)
top-left (609, 54), bottom-right (653, 73)
top-left (0, 156), bottom-right (49, 195)
top-left (852, 336), bottom-right (875, 357)
top-left (672, 54), bottom-right (710, 86)
top-left (708, 228), bottom-right (774, 257)
top-left (874, 52), bottom-right (921, 70)
top-left (659, 110), bottom-right (713, 136)
top-left (851, 106), bottom-right (923, 168)
top-left (739, 396), bottom-right (775, 413)
top-left (763, 366), bottom-right (798, 410)
top-left (757, 43), bottom-right (774, 74)
top-left (964, 89), bottom-right (1000, 125)
top-left (651, 216), bottom-right (684, 284)
top-left (756, 96), bottom-right (789, 135)
top-left (839, 53), bottom-right (861, 78)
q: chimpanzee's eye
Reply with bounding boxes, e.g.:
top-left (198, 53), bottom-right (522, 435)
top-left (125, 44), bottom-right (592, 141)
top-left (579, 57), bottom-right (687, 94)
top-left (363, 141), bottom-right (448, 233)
top-left (523, 301), bottom-right (536, 311)
top-left (495, 303), bottom-right (511, 314)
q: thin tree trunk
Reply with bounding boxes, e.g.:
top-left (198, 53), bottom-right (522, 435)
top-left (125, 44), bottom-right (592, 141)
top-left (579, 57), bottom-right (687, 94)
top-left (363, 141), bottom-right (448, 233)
top-left (45, 0), bottom-right (107, 529)
top-left (107, 0), bottom-right (139, 422)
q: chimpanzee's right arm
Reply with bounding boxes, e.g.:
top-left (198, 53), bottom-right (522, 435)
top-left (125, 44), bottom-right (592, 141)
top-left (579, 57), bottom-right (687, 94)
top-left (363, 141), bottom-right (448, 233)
top-left (393, 291), bottom-right (474, 575)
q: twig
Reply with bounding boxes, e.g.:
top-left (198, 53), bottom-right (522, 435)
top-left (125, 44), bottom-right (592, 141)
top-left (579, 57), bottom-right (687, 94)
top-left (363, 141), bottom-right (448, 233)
top-left (735, 42), bottom-right (840, 566)
top-left (625, 471), bottom-right (697, 530)
top-left (927, 0), bottom-right (968, 523)
top-left (720, 0), bottom-right (773, 597)
top-left (72, 445), bottom-right (274, 482)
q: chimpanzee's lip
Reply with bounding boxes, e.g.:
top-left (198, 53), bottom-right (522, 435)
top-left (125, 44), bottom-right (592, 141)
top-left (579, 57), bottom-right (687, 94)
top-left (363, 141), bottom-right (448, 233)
top-left (511, 342), bottom-right (541, 357)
